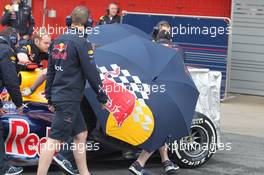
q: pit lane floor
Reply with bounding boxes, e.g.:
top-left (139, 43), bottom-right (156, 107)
top-left (23, 132), bottom-right (264, 175)
top-left (24, 95), bottom-right (264, 175)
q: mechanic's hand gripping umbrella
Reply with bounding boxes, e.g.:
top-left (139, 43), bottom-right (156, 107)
top-left (85, 35), bottom-right (199, 152)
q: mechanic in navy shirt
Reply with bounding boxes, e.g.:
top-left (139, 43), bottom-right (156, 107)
top-left (17, 29), bottom-right (51, 97)
top-left (51, 11), bottom-right (99, 174)
top-left (153, 21), bottom-right (186, 61)
top-left (1, 0), bottom-right (35, 40)
top-left (129, 21), bottom-right (181, 175)
top-left (98, 2), bottom-right (121, 25)
top-left (0, 27), bottom-right (23, 175)
top-left (16, 29), bottom-right (50, 65)
top-left (37, 6), bottom-right (107, 175)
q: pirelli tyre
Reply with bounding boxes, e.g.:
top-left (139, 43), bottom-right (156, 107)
top-left (170, 112), bottom-right (217, 168)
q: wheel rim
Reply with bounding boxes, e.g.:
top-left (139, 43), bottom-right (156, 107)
top-left (181, 125), bottom-right (209, 158)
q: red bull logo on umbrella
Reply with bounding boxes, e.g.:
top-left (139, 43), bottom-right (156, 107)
top-left (102, 67), bottom-right (136, 127)
top-left (98, 64), bottom-right (155, 146)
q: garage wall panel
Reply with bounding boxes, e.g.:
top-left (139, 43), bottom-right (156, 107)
top-left (0, 0), bottom-right (231, 36)
top-left (0, 0), bottom-right (231, 33)
top-left (229, 0), bottom-right (264, 96)
top-left (28, 0), bottom-right (231, 36)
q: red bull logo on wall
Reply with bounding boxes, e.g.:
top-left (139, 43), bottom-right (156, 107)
top-left (98, 64), bottom-right (155, 146)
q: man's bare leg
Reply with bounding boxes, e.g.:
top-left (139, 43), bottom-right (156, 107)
top-left (22, 69), bottom-right (47, 96)
top-left (136, 150), bottom-right (154, 167)
top-left (159, 145), bottom-right (170, 163)
top-left (37, 138), bottom-right (60, 175)
top-left (135, 145), bottom-right (169, 166)
top-left (31, 69), bottom-right (47, 91)
top-left (73, 131), bottom-right (90, 175)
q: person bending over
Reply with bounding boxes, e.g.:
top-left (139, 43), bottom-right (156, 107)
top-left (16, 29), bottom-right (51, 96)
top-left (0, 27), bottom-right (23, 175)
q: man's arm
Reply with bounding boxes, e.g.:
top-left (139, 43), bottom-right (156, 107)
top-left (0, 50), bottom-right (22, 108)
top-left (77, 40), bottom-right (108, 104)
top-left (1, 5), bottom-right (12, 26)
top-left (16, 44), bottom-right (31, 63)
top-left (45, 47), bottom-right (55, 103)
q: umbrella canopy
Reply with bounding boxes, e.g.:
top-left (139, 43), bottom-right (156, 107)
top-left (85, 35), bottom-right (199, 152)
top-left (90, 35), bottom-right (178, 80)
top-left (87, 24), bottom-right (151, 46)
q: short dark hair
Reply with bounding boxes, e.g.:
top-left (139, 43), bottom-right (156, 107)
top-left (157, 21), bottom-right (171, 30)
top-left (71, 6), bottom-right (90, 26)
top-left (0, 27), bottom-right (17, 36)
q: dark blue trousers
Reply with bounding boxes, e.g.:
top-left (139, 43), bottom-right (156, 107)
top-left (0, 121), bottom-right (9, 174)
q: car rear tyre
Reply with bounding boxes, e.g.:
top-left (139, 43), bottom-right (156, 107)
top-left (170, 112), bottom-right (217, 168)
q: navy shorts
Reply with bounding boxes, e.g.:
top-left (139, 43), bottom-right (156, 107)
top-left (49, 101), bottom-right (87, 141)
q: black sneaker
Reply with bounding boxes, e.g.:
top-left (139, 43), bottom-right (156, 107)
top-left (53, 154), bottom-right (78, 175)
top-left (128, 161), bottom-right (150, 175)
top-left (163, 160), bottom-right (179, 174)
top-left (4, 166), bottom-right (23, 175)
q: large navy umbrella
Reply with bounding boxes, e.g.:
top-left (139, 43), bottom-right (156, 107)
top-left (87, 24), bottom-right (151, 46)
top-left (85, 35), bottom-right (199, 152)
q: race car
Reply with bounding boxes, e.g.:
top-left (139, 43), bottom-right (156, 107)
top-left (0, 64), bottom-right (221, 171)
